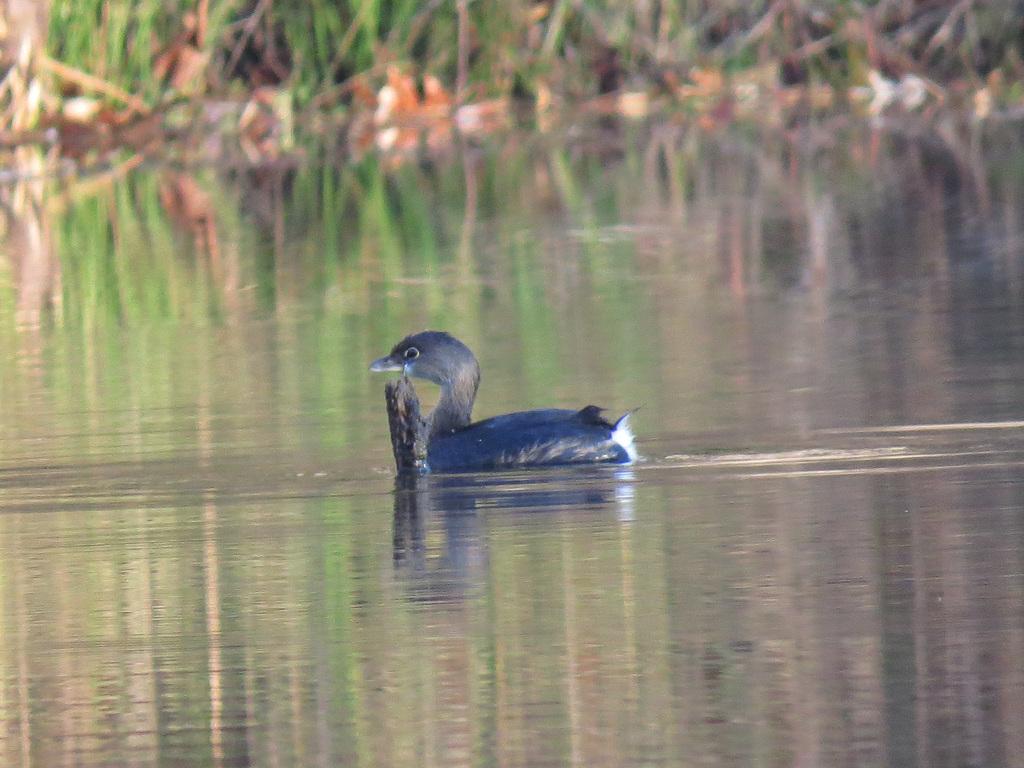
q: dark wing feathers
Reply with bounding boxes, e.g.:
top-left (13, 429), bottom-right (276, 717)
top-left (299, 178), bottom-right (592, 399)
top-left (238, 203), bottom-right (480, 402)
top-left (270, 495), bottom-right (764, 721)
top-left (426, 407), bottom-right (630, 472)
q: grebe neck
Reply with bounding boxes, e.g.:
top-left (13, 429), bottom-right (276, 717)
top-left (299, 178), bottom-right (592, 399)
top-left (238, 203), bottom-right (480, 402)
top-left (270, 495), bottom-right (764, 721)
top-left (429, 364), bottom-right (479, 437)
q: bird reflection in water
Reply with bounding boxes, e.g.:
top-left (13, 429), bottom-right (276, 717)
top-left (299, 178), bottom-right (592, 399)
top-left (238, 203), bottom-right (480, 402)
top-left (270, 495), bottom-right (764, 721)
top-left (391, 466), bottom-right (637, 595)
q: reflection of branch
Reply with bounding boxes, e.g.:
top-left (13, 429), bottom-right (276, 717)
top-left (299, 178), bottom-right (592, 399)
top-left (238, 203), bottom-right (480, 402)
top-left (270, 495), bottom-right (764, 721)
top-left (47, 154), bottom-right (145, 214)
top-left (392, 472), bottom-right (427, 567)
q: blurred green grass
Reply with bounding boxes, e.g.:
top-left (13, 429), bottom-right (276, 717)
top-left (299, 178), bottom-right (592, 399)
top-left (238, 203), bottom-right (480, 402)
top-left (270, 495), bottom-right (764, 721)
top-left (46, 0), bottom-right (1022, 108)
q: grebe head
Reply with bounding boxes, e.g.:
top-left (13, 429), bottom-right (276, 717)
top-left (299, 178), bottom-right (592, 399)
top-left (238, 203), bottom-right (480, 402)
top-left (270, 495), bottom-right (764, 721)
top-left (369, 331), bottom-right (478, 384)
top-left (370, 331), bottom-right (481, 433)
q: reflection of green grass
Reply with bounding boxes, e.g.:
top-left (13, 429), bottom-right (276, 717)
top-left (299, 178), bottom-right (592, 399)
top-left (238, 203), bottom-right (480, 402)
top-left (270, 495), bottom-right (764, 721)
top-left (42, 133), bottom-right (675, 446)
top-left (40, 127), bottom-right (862, 394)
top-left (57, 172), bottom-right (248, 328)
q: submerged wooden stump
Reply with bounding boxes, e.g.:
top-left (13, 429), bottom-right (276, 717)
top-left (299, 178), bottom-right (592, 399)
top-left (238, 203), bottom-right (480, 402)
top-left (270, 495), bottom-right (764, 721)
top-left (384, 376), bottom-right (430, 472)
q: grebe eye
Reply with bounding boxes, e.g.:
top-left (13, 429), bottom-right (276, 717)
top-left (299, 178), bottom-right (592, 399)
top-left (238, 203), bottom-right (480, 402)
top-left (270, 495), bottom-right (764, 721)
top-left (403, 347), bottom-right (419, 360)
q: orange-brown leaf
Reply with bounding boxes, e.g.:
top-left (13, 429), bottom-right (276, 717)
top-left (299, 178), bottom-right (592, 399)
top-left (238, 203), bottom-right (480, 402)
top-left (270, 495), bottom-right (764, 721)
top-left (689, 67), bottom-right (724, 95)
top-left (170, 46), bottom-right (209, 91)
top-left (422, 75), bottom-right (452, 117)
top-left (349, 77), bottom-right (378, 109)
top-left (386, 66), bottom-right (420, 115)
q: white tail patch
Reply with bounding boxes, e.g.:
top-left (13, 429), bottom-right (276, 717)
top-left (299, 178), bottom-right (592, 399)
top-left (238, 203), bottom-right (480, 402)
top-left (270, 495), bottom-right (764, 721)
top-left (612, 413), bottom-right (639, 462)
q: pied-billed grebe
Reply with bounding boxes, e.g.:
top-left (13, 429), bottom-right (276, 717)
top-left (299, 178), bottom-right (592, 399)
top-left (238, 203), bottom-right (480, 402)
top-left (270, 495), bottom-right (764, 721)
top-left (370, 331), bottom-right (638, 472)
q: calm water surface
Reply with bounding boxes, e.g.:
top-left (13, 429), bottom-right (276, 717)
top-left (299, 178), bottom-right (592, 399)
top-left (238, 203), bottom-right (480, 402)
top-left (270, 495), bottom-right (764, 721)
top-left (2, 121), bottom-right (1024, 766)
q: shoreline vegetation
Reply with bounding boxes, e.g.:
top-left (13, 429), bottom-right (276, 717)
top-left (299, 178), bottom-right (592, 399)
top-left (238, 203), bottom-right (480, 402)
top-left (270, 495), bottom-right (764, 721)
top-left (0, 2), bottom-right (1020, 331)
top-left (0, 1), bottom-right (1020, 168)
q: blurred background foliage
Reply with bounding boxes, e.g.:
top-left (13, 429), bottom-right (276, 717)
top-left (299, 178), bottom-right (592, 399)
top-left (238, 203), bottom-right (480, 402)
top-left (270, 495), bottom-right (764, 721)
top-left (38, 0), bottom-right (1024, 107)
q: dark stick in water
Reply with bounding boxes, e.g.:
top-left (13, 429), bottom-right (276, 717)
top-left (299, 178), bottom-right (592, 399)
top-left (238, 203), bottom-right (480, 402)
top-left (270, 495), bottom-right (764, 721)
top-left (384, 376), bottom-right (430, 472)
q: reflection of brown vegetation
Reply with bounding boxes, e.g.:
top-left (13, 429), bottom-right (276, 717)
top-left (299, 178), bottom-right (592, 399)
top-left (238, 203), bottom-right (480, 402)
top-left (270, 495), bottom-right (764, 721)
top-left (158, 172), bottom-right (222, 273)
top-left (0, 179), bottom-right (61, 327)
top-left (157, 170), bottom-right (246, 314)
